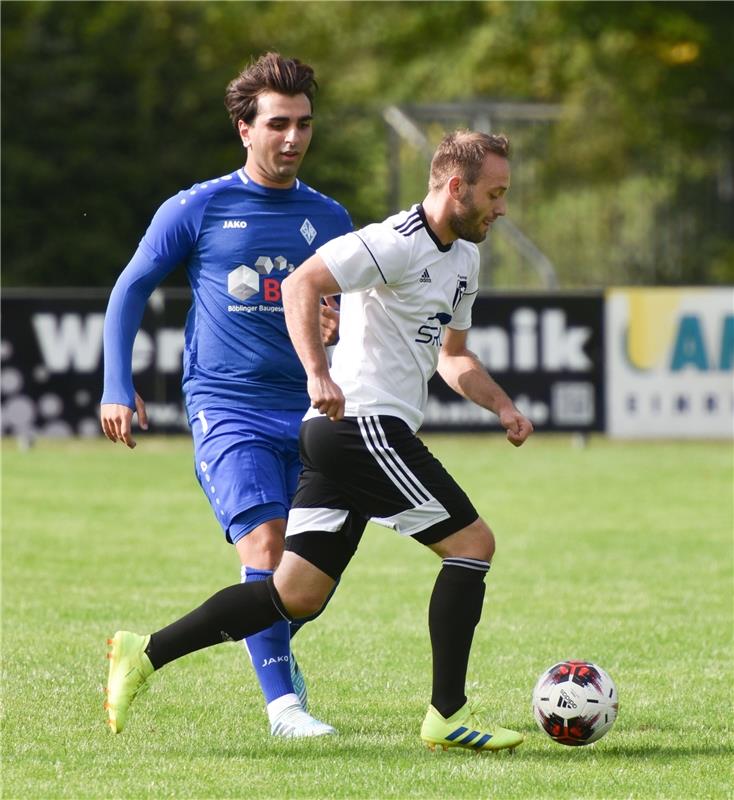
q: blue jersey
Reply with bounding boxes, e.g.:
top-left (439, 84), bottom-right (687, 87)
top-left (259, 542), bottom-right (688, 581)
top-left (102, 168), bottom-right (352, 413)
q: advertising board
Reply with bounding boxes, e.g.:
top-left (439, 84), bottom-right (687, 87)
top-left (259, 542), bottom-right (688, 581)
top-left (606, 287), bottom-right (733, 438)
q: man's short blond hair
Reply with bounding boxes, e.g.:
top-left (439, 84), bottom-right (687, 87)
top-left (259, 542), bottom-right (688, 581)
top-left (429, 130), bottom-right (510, 191)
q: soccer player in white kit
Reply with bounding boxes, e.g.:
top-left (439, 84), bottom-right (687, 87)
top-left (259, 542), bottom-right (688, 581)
top-left (105, 130), bottom-right (534, 752)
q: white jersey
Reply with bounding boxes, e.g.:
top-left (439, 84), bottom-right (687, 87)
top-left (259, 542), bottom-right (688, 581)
top-left (316, 204), bottom-right (479, 431)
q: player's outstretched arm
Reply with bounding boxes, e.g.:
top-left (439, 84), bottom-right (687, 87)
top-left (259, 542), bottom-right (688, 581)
top-left (438, 327), bottom-right (533, 447)
top-left (282, 255), bottom-right (345, 421)
top-left (100, 392), bottom-right (149, 449)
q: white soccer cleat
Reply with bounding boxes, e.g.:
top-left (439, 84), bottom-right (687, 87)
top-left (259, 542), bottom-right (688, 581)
top-left (290, 652), bottom-right (308, 711)
top-left (270, 703), bottom-right (337, 738)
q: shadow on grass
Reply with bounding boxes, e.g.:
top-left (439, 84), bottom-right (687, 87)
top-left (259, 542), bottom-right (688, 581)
top-left (518, 743), bottom-right (732, 760)
top-left (195, 736), bottom-right (734, 762)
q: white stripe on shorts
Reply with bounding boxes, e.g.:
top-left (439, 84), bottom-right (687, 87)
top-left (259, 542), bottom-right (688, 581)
top-left (286, 507), bottom-right (349, 537)
top-left (357, 416), bottom-right (433, 507)
top-left (371, 501), bottom-right (450, 537)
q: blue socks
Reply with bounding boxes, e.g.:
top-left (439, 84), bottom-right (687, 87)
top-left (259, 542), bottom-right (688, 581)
top-left (240, 566), bottom-right (296, 707)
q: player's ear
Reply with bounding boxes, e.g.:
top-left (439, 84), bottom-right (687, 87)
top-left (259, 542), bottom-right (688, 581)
top-left (447, 175), bottom-right (464, 201)
top-left (237, 119), bottom-right (251, 149)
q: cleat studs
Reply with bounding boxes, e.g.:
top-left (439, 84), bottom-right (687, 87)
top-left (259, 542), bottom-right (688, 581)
top-left (106, 653), bottom-right (112, 659)
top-left (441, 745), bottom-right (448, 752)
top-left (106, 638), bottom-right (113, 645)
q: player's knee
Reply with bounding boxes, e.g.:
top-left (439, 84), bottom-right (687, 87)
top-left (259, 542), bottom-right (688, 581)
top-left (464, 517), bottom-right (495, 561)
top-left (273, 550), bottom-right (336, 619)
top-left (235, 521), bottom-right (286, 570)
top-left (273, 573), bottom-right (329, 619)
top-left (281, 586), bottom-right (328, 620)
top-left (433, 517), bottom-right (495, 563)
top-left (481, 520), bottom-right (496, 562)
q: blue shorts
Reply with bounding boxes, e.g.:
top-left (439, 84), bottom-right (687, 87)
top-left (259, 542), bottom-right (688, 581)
top-left (189, 406), bottom-right (304, 544)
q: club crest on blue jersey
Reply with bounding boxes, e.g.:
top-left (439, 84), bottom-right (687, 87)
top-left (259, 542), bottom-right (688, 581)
top-left (300, 218), bottom-right (317, 244)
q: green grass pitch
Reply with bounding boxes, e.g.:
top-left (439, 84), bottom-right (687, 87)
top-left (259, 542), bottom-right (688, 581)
top-left (2, 434), bottom-right (732, 799)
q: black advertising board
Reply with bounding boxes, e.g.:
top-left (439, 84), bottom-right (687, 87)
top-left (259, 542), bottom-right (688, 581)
top-left (423, 293), bottom-right (605, 432)
top-left (1, 290), bottom-right (604, 438)
top-left (1, 289), bottom-right (192, 438)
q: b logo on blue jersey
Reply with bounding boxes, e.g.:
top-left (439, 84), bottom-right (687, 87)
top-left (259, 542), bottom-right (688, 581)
top-left (227, 256), bottom-right (295, 305)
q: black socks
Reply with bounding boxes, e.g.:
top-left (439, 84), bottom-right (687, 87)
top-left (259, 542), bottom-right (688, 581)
top-left (428, 558), bottom-right (490, 719)
top-left (139, 555), bottom-right (489, 722)
top-left (144, 576), bottom-right (288, 670)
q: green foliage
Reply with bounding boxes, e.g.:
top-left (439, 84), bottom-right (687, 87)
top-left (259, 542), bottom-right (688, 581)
top-left (2, 435), bottom-right (732, 798)
top-left (2, 1), bottom-right (732, 287)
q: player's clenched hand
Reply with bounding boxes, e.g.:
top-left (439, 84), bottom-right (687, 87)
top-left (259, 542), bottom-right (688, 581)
top-left (319, 297), bottom-right (340, 346)
top-left (307, 374), bottom-right (345, 421)
top-left (100, 392), bottom-right (149, 449)
top-left (498, 405), bottom-right (534, 447)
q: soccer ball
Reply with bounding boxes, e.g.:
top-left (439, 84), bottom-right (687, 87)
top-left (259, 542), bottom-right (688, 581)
top-left (532, 660), bottom-right (618, 746)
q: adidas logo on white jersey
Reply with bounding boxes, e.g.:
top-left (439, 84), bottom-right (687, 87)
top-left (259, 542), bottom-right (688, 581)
top-left (419, 269), bottom-right (432, 284)
top-left (223, 220), bottom-right (248, 229)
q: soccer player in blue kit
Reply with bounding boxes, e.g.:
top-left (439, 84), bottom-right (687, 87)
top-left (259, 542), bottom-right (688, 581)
top-left (104, 130), bottom-right (533, 752)
top-left (100, 53), bottom-right (352, 738)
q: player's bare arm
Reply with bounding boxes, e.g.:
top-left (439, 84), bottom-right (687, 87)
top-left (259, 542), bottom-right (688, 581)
top-left (282, 255), bottom-right (344, 420)
top-left (100, 391), bottom-right (149, 449)
top-left (319, 297), bottom-right (340, 346)
top-left (438, 327), bottom-right (533, 447)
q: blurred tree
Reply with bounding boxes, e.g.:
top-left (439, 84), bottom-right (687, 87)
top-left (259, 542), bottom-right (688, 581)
top-left (2, 1), bottom-right (732, 288)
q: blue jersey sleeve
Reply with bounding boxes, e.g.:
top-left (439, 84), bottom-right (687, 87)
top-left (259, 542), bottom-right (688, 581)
top-left (139, 190), bottom-right (204, 264)
top-left (101, 191), bottom-right (205, 407)
top-left (101, 248), bottom-right (176, 407)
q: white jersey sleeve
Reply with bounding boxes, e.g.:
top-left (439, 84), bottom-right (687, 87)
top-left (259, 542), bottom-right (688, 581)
top-left (448, 250), bottom-right (480, 331)
top-left (317, 225), bottom-right (409, 292)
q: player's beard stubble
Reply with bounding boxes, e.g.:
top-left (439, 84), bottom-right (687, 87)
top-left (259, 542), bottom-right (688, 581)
top-left (447, 190), bottom-right (490, 244)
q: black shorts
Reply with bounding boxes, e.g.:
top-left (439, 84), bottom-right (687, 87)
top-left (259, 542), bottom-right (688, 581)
top-left (284, 415), bottom-right (478, 579)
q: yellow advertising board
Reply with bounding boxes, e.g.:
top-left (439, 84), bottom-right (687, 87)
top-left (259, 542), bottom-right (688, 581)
top-left (606, 287), bottom-right (733, 438)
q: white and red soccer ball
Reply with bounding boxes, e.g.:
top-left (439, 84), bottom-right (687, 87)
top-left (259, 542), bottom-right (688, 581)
top-left (532, 660), bottom-right (619, 746)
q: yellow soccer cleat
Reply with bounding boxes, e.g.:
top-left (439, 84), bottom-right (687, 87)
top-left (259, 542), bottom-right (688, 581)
top-left (105, 631), bottom-right (154, 733)
top-left (421, 700), bottom-right (524, 753)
